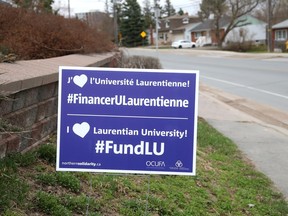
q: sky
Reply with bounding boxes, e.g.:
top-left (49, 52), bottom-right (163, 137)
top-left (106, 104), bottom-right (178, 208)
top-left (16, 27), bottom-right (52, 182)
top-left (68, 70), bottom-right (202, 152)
top-left (52, 0), bottom-right (201, 17)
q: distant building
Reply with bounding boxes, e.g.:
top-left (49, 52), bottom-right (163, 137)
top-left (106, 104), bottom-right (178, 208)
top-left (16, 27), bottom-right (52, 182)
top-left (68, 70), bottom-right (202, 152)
top-left (272, 19), bottom-right (288, 52)
top-left (225, 15), bottom-right (267, 45)
top-left (190, 15), bottom-right (267, 47)
top-left (157, 14), bottom-right (200, 44)
top-left (190, 16), bottom-right (231, 46)
top-left (76, 11), bottom-right (113, 37)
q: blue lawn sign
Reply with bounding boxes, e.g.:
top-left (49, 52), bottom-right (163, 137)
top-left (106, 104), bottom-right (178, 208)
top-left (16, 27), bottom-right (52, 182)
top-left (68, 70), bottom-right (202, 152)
top-left (57, 67), bottom-right (199, 175)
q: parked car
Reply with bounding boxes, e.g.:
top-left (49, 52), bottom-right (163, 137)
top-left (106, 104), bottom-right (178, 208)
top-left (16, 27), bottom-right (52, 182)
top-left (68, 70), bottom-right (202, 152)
top-left (171, 40), bottom-right (196, 49)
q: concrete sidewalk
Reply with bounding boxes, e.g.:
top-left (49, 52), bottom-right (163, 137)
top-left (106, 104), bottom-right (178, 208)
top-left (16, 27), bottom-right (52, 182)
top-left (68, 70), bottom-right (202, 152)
top-left (198, 84), bottom-right (288, 200)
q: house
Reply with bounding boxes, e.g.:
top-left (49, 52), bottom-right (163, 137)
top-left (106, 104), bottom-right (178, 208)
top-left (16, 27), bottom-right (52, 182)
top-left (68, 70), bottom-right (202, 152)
top-left (272, 19), bottom-right (288, 52)
top-left (190, 16), bottom-right (230, 46)
top-left (190, 15), bottom-right (267, 47)
top-left (157, 14), bottom-right (200, 45)
top-left (225, 15), bottom-right (267, 45)
top-left (172, 22), bottom-right (201, 43)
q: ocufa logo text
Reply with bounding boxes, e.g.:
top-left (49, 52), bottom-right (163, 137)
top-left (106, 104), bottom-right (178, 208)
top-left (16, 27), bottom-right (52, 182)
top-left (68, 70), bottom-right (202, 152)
top-left (146, 161), bottom-right (166, 167)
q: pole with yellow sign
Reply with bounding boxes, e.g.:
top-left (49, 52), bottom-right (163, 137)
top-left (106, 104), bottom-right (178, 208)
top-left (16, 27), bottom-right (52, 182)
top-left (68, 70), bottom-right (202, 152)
top-left (140, 31), bottom-right (147, 47)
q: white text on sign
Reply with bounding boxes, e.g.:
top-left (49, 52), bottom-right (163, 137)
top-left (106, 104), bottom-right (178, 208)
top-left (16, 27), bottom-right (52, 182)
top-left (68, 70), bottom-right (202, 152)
top-left (95, 140), bottom-right (165, 156)
top-left (67, 94), bottom-right (189, 108)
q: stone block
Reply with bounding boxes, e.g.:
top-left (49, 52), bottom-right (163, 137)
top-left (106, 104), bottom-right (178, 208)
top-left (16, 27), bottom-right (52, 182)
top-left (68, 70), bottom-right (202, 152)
top-left (51, 97), bottom-right (58, 116)
top-left (37, 100), bottom-right (49, 122)
top-left (12, 91), bottom-right (26, 112)
top-left (25, 87), bottom-right (39, 107)
top-left (0, 97), bottom-right (13, 116)
top-left (41, 115), bottom-right (57, 138)
top-left (6, 105), bottom-right (38, 128)
top-left (54, 84), bottom-right (58, 97)
top-left (48, 97), bottom-right (58, 116)
top-left (19, 131), bottom-right (32, 151)
top-left (6, 134), bottom-right (21, 154)
top-left (36, 97), bottom-right (57, 121)
top-left (29, 122), bottom-right (44, 148)
top-left (38, 83), bottom-right (56, 102)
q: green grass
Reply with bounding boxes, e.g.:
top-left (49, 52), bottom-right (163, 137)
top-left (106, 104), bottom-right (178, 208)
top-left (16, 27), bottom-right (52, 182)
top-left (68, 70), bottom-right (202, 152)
top-left (1, 119), bottom-right (288, 215)
top-left (36, 172), bottom-right (81, 193)
top-left (35, 191), bottom-right (72, 215)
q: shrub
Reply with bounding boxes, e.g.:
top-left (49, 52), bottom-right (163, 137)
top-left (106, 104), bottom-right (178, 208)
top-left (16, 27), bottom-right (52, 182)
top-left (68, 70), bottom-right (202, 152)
top-left (117, 51), bottom-right (162, 69)
top-left (37, 143), bottom-right (56, 164)
top-left (0, 5), bottom-right (114, 60)
top-left (224, 41), bottom-right (253, 52)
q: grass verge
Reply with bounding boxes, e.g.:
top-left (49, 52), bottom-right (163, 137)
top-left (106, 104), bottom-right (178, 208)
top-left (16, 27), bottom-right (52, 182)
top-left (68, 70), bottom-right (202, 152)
top-left (1, 118), bottom-right (287, 215)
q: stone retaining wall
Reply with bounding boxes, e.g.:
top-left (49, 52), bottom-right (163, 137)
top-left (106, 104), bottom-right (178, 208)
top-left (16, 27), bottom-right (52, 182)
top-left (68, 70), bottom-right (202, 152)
top-left (0, 53), bottom-right (117, 158)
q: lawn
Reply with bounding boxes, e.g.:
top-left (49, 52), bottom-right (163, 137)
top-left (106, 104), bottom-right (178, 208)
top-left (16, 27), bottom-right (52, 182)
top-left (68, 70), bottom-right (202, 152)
top-left (1, 118), bottom-right (287, 215)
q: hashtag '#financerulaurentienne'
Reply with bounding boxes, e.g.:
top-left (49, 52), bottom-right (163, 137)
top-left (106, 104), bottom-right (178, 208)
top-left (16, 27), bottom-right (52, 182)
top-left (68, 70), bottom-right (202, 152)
top-left (95, 140), bottom-right (105, 154)
top-left (67, 94), bottom-right (73, 104)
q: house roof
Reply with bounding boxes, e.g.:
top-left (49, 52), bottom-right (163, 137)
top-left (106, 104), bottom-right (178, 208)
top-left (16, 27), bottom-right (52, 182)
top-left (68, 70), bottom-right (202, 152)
top-left (237, 15), bottom-right (266, 25)
top-left (162, 14), bottom-right (198, 20)
top-left (173, 22), bottom-right (201, 32)
top-left (190, 15), bottom-right (266, 32)
top-left (272, 19), bottom-right (288, 29)
top-left (190, 16), bottom-right (231, 32)
top-left (158, 15), bottom-right (200, 33)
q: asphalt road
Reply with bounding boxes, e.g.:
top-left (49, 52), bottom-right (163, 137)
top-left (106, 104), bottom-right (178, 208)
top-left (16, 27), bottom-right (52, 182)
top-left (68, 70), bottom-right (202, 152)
top-left (125, 47), bottom-right (288, 199)
top-left (124, 48), bottom-right (288, 113)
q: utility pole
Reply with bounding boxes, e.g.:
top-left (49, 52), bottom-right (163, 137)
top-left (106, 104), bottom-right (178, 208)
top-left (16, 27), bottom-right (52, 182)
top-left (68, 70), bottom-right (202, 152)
top-left (267, 0), bottom-right (272, 52)
top-left (105, 0), bottom-right (109, 14)
top-left (68, 0), bottom-right (70, 18)
top-left (154, 0), bottom-right (159, 51)
top-left (113, 0), bottom-right (118, 45)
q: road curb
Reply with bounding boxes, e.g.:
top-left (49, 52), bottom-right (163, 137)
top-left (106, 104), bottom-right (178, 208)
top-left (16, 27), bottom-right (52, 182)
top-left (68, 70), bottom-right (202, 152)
top-left (200, 84), bottom-right (288, 136)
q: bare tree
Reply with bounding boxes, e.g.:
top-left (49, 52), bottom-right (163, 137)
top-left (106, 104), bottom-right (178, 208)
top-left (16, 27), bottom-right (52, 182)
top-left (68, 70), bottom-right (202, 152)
top-left (273, 0), bottom-right (288, 22)
top-left (198, 0), bottom-right (264, 47)
top-left (254, 0), bottom-right (288, 24)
